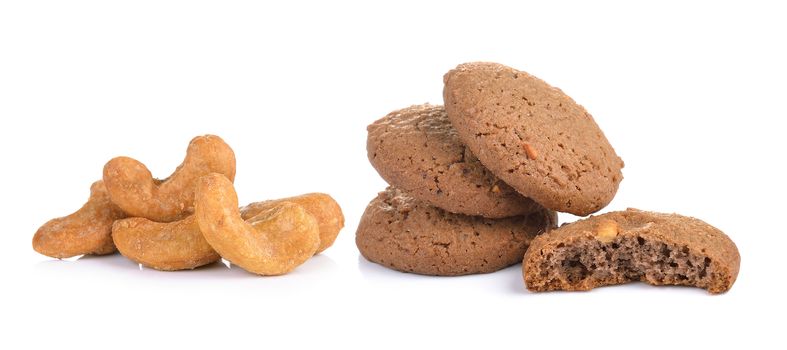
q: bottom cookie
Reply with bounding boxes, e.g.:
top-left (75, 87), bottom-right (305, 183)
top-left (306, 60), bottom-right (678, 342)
top-left (356, 187), bottom-right (557, 276)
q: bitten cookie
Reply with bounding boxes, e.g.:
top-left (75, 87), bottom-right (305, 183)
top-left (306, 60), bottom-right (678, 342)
top-left (367, 104), bottom-right (539, 218)
top-left (356, 187), bottom-right (557, 276)
top-left (522, 209), bottom-right (740, 294)
top-left (443, 62), bottom-right (624, 216)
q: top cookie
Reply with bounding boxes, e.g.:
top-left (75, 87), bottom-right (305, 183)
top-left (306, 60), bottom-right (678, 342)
top-left (367, 104), bottom-right (539, 218)
top-left (443, 62), bottom-right (624, 216)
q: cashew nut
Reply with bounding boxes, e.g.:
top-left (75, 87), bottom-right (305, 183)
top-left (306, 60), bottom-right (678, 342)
top-left (195, 173), bottom-right (320, 275)
top-left (103, 135), bottom-right (236, 222)
top-left (240, 193), bottom-right (344, 254)
top-left (112, 215), bottom-right (220, 271)
top-left (33, 180), bottom-right (127, 258)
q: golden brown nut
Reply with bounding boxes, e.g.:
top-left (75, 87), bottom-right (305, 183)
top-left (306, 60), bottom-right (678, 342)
top-left (240, 193), bottom-right (344, 254)
top-left (103, 135), bottom-right (236, 222)
top-left (522, 143), bottom-right (538, 160)
top-left (195, 173), bottom-right (320, 276)
top-left (112, 215), bottom-right (220, 271)
top-left (595, 219), bottom-right (619, 243)
top-left (33, 180), bottom-right (127, 259)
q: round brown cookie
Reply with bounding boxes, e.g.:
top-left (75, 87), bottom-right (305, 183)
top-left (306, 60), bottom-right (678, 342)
top-left (443, 62), bottom-right (624, 216)
top-left (522, 209), bottom-right (740, 294)
top-left (367, 104), bottom-right (539, 218)
top-left (356, 187), bottom-right (557, 276)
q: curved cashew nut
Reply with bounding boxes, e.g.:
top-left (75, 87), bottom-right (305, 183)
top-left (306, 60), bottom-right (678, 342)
top-left (112, 215), bottom-right (220, 271)
top-left (240, 193), bottom-right (344, 254)
top-left (33, 180), bottom-right (127, 258)
top-left (195, 173), bottom-right (320, 275)
top-left (103, 135), bottom-right (236, 222)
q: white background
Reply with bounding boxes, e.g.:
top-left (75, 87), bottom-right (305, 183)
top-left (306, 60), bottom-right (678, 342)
top-left (1, 1), bottom-right (784, 348)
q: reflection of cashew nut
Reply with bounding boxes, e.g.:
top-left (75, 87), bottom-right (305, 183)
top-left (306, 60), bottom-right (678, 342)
top-left (112, 215), bottom-right (220, 271)
top-left (240, 193), bottom-right (344, 254)
top-left (195, 173), bottom-right (320, 275)
top-left (103, 135), bottom-right (236, 222)
top-left (33, 180), bottom-right (127, 259)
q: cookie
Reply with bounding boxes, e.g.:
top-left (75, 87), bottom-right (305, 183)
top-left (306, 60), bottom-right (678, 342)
top-left (443, 62), bottom-right (624, 216)
top-left (367, 104), bottom-right (539, 218)
top-left (522, 209), bottom-right (740, 294)
top-left (356, 187), bottom-right (557, 276)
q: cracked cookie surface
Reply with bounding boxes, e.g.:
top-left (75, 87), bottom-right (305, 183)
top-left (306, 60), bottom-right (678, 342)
top-left (443, 62), bottom-right (624, 216)
top-left (356, 187), bottom-right (557, 276)
top-left (367, 104), bottom-right (539, 218)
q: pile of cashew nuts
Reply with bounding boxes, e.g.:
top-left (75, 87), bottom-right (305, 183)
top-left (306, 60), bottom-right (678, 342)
top-left (32, 135), bottom-right (344, 275)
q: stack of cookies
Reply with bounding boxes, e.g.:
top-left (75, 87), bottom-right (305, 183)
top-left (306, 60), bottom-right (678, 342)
top-left (357, 62), bottom-right (740, 294)
top-left (357, 62), bottom-right (623, 276)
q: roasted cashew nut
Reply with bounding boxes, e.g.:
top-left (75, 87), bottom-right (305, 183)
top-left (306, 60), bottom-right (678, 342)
top-left (112, 215), bottom-right (220, 271)
top-left (103, 135), bottom-right (236, 222)
top-left (33, 180), bottom-right (127, 259)
top-left (195, 173), bottom-right (320, 275)
top-left (240, 193), bottom-right (344, 254)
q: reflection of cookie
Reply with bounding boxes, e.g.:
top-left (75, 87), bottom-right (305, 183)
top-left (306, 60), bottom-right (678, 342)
top-left (443, 62), bottom-right (624, 216)
top-left (356, 187), bottom-right (557, 276)
top-left (523, 209), bottom-right (740, 294)
top-left (367, 104), bottom-right (538, 218)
